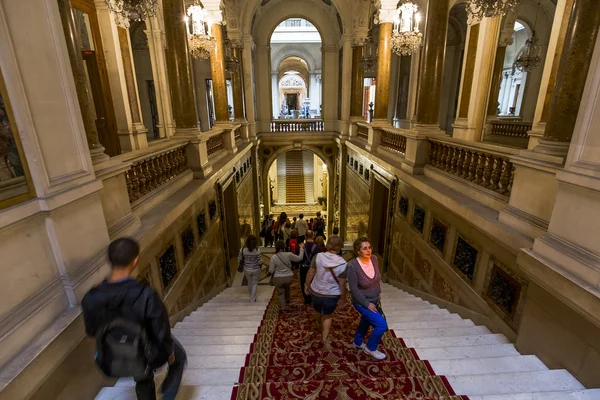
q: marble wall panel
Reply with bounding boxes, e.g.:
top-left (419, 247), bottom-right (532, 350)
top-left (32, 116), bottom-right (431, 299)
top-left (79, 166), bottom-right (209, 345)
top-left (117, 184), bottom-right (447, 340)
top-left (344, 165), bottom-right (370, 242)
top-left (237, 172), bottom-right (255, 247)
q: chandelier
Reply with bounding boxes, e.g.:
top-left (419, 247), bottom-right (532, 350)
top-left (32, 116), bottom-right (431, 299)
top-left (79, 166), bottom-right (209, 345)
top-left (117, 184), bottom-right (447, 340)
top-left (105, 0), bottom-right (159, 27)
top-left (390, 2), bottom-right (422, 56)
top-left (513, 1), bottom-right (542, 72)
top-left (186, 3), bottom-right (216, 59)
top-left (466, 0), bottom-right (521, 22)
top-left (359, 30), bottom-right (377, 73)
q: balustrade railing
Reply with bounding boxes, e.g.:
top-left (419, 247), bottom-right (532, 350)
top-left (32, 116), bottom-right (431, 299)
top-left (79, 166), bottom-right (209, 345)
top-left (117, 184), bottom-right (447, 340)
top-left (380, 129), bottom-right (407, 155)
top-left (207, 133), bottom-right (225, 158)
top-left (125, 144), bottom-right (189, 203)
top-left (428, 141), bottom-right (515, 197)
top-left (489, 121), bottom-right (532, 138)
top-left (234, 128), bottom-right (241, 142)
top-left (270, 119), bottom-right (324, 132)
top-left (356, 124), bottom-right (369, 141)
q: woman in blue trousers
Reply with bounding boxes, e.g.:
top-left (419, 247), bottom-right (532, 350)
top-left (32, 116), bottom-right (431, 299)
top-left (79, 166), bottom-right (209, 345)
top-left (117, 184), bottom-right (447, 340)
top-left (347, 237), bottom-right (388, 360)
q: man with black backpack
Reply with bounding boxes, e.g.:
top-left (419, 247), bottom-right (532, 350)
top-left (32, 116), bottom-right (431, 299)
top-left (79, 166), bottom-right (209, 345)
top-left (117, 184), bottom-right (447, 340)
top-left (82, 238), bottom-right (186, 400)
top-left (299, 230), bottom-right (316, 305)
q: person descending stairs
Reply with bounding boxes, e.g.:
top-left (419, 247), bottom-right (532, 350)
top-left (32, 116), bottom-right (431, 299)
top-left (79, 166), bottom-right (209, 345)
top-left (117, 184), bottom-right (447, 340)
top-left (95, 259), bottom-right (598, 399)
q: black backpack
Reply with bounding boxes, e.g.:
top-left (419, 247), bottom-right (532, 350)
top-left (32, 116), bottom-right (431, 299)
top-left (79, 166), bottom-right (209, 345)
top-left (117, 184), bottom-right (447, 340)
top-left (95, 286), bottom-right (159, 380)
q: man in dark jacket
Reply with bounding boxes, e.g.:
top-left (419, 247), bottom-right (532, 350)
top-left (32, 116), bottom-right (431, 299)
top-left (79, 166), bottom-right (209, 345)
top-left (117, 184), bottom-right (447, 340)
top-left (82, 238), bottom-right (186, 400)
top-left (299, 230), bottom-right (316, 305)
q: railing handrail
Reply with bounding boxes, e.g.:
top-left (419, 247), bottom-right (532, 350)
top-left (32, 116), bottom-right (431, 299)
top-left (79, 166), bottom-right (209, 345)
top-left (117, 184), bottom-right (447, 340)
top-left (271, 118), bottom-right (323, 123)
top-left (429, 136), bottom-right (521, 157)
top-left (113, 139), bottom-right (189, 166)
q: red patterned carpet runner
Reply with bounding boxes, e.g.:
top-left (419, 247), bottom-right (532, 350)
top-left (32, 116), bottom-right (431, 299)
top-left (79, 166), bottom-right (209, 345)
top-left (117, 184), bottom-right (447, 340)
top-left (231, 272), bottom-right (469, 400)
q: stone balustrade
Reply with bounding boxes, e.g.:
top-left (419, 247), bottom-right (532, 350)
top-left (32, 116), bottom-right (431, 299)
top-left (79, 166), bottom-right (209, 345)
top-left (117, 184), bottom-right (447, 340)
top-left (489, 120), bottom-right (532, 138)
top-left (428, 140), bottom-right (515, 196)
top-left (356, 123), bottom-right (369, 141)
top-left (207, 132), bottom-right (226, 158)
top-left (234, 126), bottom-right (242, 142)
top-left (124, 143), bottom-right (189, 203)
top-left (270, 119), bottom-right (324, 132)
top-left (380, 128), bottom-right (407, 155)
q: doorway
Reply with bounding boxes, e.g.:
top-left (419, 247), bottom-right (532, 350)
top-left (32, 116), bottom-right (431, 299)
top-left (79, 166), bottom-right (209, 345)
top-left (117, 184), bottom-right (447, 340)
top-left (369, 177), bottom-right (390, 257)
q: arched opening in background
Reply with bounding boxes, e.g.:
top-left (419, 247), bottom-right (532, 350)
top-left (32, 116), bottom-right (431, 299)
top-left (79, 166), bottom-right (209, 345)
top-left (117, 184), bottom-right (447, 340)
top-left (270, 18), bottom-right (322, 119)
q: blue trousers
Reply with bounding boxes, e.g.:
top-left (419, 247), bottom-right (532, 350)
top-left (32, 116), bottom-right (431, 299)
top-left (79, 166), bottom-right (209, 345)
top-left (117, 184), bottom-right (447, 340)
top-left (352, 302), bottom-right (388, 351)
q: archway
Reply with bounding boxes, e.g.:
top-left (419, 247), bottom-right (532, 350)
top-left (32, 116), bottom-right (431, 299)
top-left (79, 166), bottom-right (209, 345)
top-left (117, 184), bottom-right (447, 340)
top-left (271, 18), bottom-right (322, 119)
top-left (262, 145), bottom-right (336, 235)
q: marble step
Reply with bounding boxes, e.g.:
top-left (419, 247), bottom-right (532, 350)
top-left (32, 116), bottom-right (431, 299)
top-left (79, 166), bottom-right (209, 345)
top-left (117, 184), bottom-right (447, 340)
top-left (415, 344), bottom-right (520, 360)
top-left (447, 370), bottom-right (585, 396)
top-left (391, 325), bottom-right (490, 338)
top-left (428, 355), bottom-right (548, 376)
top-left (181, 344), bottom-right (250, 356)
top-left (380, 302), bottom-right (439, 310)
top-left (384, 308), bottom-right (449, 317)
top-left (175, 320), bottom-right (262, 329)
top-left (177, 335), bottom-right (254, 346)
top-left (389, 318), bottom-right (475, 331)
top-left (181, 315), bottom-right (263, 323)
top-left (404, 333), bottom-right (510, 348)
top-left (198, 304), bottom-right (269, 311)
top-left (185, 355), bottom-right (246, 369)
top-left (172, 327), bottom-right (259, 336)
top-left (468, 390), bottom-right (600, 400)
top-left (209, 297), bottom-right (272, 303)
top-left (95, 385), bottom-right (232, 400)
top-left (188, 309), bottom-right (266, 318)
top-left (116, 368), bottom-right (239, 386)
top-left (385, 312), bottom-right (462, 323)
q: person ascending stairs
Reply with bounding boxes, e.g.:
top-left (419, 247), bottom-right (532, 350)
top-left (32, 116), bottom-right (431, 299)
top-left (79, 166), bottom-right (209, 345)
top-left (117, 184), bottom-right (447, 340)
top-left (304, 235), bottom-right (347, 343)
top-left (347, 236), bottom-right (388, 360)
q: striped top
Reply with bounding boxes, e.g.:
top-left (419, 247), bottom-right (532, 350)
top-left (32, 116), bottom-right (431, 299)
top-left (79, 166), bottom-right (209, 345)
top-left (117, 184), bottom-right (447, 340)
top-left (238, 247), bottom-right (262, 271)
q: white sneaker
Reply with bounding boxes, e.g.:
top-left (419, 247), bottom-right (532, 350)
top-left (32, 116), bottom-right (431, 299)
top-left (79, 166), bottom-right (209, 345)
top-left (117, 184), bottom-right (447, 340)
top-left (364, 347), bottom-right (386, 360)
top-left (353, 342), bottom-right (366, 350)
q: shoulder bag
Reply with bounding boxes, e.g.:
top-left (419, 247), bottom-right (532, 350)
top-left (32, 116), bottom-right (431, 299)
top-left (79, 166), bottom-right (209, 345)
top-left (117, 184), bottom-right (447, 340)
top-left (237, 248), bottom-right (245, 273)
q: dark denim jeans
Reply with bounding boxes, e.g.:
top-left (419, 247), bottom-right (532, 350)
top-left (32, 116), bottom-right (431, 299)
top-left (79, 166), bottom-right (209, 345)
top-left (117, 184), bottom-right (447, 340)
top-left (134, 337), bottom-right (187, 400)
top-left (352, 302), bottom-right (388, 351)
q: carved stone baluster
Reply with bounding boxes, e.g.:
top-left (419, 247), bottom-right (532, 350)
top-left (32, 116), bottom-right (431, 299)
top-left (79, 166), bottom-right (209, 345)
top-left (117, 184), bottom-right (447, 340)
top-left (490, 157), bottom-right (502, 191)
top-left (498, 159), bottom-right (512, 194)
top-left (468, 152), bottom-right (478, 181)
top-left (130, 165), bottom-right (140, 201)
top-left (450, 147), bottom-right (460, 174)
top-left (136, 163), bottom-right (148, 196)
top-left (461, 150), bottom-right (471, 179)
top-left (156, 154), bottom-right (166, 184)
top-left (482, 155), bottom-right (494, 188)
top-left (474, 153), bottom-right (485, 185)
top-left (125, 169), bottom-right (133, 201)
top-left (149, 157), bottom-right (159, 189)
top-left (445, 147), bottom-right (456, 172)
top-left (429, 143), bottom-right (438, 166)
top-left (441, 145), bottom-right (450, 169)
top-left (456, 148), bottom-right (465, 177)
top-left (176, 147), bottom-right (186, 173)
top-left (164, 151), bottom-right (174, 179)
top-left (171, 150), bottom-right (180, 175)
top-left (507, 164), bottom-right (516, 194)
top-left (144, 159), bottom-right (156, 190)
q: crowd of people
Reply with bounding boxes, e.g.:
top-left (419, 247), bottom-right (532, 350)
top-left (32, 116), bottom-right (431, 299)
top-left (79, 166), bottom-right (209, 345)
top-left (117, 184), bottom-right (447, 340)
top-left (239, 211), bottom-right (388, 361)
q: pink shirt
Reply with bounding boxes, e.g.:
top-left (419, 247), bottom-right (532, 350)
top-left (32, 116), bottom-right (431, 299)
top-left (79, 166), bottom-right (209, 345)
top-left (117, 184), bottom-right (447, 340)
top-left (358, 258), bottom-right (375, 279)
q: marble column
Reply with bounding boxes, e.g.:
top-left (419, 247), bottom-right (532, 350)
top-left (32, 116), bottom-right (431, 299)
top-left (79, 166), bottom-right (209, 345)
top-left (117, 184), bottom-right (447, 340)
top-left (209, 23), bottom-right (229, 123)
top-left (117, 26), bottom-right (148, 149)
top-left (374, 23), bottom-right (393, 121)
top-left (163, 0), bottom-right (199, 130)
top-left (241, 35), bottom-right (256, 137)
top-left (534, 0), bottom-right (600, 156)
top-left (56, 0), bottom-right (109, 164)
top-left (486, 44), bottom-right (508, 118)
top-left (231, 45), bottom-right (245, 120)
top-left (340, 35), bottom-right (353, 128)
top-left (145, 16), bottom-right (176, 138)
top-left (350, 44), bottom-right (364, 118)
top-left (415, 0), bottom-right (449, 125)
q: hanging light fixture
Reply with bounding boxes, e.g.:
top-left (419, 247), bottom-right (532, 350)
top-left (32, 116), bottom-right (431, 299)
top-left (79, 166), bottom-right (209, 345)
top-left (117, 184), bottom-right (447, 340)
top-left (105, 0), bottom-right (159, 27)
top-left (359, 29), bottom-right (377, 73)
top-left (390, 2), bottom-right (422, 57)
top-left (186, 2), bottom-right (216, 60)
top-left (513, 2), bottom-right (542, 72)
top-left (466, 0), bottom-right (521, 22)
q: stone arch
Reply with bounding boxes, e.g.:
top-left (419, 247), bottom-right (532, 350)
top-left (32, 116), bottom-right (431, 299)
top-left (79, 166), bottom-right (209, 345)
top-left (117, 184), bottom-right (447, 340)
top-left (251, 0), bottom-right (341, 47)
top-left (241, 0), bottom-right (353, 39)
top-left (272, 44), bottom-right (318, 73)
top-left (261, 144), bottom-right (336, 221)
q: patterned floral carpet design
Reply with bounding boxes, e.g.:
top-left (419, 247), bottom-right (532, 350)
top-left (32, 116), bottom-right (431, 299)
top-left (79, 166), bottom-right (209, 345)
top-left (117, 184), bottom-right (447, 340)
top-left (231, 272), bottom-right (469, 400)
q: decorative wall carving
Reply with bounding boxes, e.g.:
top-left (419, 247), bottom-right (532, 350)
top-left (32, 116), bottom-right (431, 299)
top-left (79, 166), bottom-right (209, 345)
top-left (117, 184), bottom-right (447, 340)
top-left (430, 218), bottom-right (448, 253)
top-left (399, 196), bottom-right (409, 217)
top-left (453, 236), bottom-right (478, 281)
top-left (432, 271), bottom-right (455, 302)
top-left (414, 250), bottom-right (432, 281)
top-left (412, 205), bottom-right (425, 233)
top-left (181, 224), bottom-right (196, 261)
top-left (484, 259), bottom-right (527, 330)
top-left (159, 244), bottom-right (177, 289)
top-left (196, 211), bottom-right (207, 238)
top-left (209, 199), bottom-right (217, 220)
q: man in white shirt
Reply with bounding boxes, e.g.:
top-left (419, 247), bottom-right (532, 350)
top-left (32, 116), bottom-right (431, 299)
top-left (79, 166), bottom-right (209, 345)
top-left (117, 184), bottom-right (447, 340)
top-left (296, 214), bottom-right (309, 242)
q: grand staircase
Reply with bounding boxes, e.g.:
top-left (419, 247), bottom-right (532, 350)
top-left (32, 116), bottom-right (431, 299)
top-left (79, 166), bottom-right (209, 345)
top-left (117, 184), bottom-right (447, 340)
top-left (302, 151), bottom-right (315, 203)
top-left (94, 269), bottom-right (599, 400)
top-left (276, 155), bottom-right (286, 203)
top-left (285, 151), bottom-right (306, 203)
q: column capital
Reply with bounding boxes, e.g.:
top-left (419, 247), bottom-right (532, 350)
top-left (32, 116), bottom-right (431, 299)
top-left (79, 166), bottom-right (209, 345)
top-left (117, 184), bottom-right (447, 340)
top-left (376, 8), bottom-right (397, 24)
